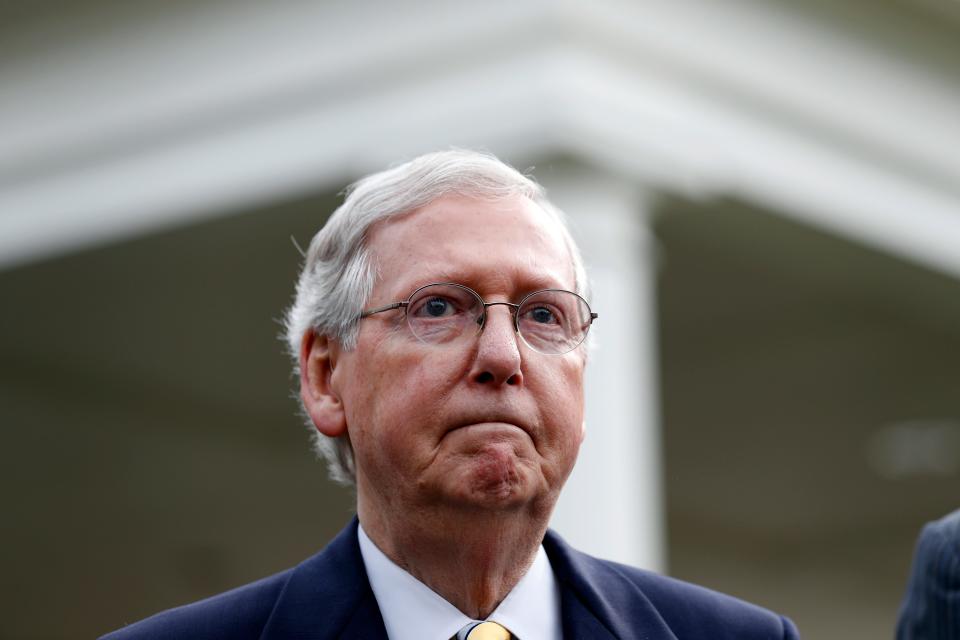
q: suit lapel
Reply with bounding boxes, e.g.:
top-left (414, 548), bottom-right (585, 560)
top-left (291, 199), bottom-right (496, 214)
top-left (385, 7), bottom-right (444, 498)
top-left (558, 583), bottom-right (621, 640)
top-left (544, 530), bottom-right (679, 640)
top-left (259, 518), bottom-right (388, 640)
top-left (257, 520), bottom-right (677, 639)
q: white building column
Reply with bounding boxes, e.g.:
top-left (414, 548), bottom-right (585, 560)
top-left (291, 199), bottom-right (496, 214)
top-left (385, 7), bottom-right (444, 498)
top-left (541, 163), bottom-right (664, 573)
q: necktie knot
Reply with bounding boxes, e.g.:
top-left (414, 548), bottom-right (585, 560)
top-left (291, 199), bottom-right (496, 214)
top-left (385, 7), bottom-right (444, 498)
top-left (454, 620), bottom-right (515, 640)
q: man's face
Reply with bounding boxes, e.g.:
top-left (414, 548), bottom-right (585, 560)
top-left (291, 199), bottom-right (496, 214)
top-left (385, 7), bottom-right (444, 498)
top-left (330, 194), bottom-right (586, 516)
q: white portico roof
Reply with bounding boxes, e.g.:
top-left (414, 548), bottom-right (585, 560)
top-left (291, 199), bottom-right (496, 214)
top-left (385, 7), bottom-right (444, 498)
top-left (1, 0), bottom-right (959, 274)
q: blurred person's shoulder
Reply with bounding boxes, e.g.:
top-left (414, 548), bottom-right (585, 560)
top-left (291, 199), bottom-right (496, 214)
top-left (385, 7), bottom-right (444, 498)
top-left (926, 508), bottom-right (960, 539)
top-left (896, 508), bottom-right (960, 640)
top-left (909, 508), bottom-right (960, 584)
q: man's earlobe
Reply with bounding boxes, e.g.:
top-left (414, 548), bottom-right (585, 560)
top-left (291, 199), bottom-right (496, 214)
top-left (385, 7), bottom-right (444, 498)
top-left (299, 330), bottom-right (347, 438)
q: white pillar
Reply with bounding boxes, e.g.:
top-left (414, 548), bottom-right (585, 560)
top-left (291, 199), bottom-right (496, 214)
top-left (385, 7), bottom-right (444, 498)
top-left (541, 163), bottom-right (665, 573)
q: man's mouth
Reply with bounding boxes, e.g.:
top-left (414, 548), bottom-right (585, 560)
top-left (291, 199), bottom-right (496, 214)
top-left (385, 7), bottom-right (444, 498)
top-left (451, 412), bottom-right (525, 429)
top-left (448, 417), bottom-right (533, 443)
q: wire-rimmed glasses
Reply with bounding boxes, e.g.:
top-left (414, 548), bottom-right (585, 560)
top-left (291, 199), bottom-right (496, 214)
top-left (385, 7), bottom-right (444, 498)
top-left (359, 282), bottom-right (597, 355)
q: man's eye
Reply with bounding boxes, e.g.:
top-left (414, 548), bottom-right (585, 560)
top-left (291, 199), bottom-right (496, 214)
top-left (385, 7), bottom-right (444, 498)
top-left (413, 296), bottom-right (456, 318)
top-left (528, 306), bottom-right (558, 324)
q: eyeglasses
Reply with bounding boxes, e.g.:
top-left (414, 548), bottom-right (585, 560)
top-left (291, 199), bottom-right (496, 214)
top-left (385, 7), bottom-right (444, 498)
top-left (359, 282), bottom-right (597, 355)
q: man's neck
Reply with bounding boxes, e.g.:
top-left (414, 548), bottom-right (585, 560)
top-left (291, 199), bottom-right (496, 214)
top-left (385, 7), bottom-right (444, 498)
top-left (358, 498), bottom-right (552, 619)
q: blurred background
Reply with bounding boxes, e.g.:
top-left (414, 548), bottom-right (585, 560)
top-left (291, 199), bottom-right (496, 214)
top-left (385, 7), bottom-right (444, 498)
top-left (2, 0), bottom-right (959, 638)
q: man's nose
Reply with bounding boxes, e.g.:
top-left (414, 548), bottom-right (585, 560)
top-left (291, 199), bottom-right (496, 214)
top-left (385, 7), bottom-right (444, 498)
top-left (469, 305), bottom-right (523, 387)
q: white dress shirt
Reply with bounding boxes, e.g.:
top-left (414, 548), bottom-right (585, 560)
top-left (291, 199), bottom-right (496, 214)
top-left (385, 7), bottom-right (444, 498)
top-left (358, 523), bottom-right (562, 640)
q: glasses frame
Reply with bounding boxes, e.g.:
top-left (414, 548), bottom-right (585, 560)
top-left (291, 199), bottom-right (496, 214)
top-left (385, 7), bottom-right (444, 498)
top-left (359, 282), bottom-right (598, 355)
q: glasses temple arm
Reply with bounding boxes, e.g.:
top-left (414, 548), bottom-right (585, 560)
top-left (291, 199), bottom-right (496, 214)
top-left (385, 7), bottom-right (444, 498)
top-left (359, 301), bottom-right (408, 318)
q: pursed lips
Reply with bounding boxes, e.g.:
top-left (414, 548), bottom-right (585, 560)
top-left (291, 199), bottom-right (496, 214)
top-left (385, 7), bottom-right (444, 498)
top-left (448, 414), bottom-right (533, 439)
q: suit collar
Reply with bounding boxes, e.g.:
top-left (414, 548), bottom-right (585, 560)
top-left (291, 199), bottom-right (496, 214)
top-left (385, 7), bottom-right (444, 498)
top-left (543, 529), bottom-right (678, 640)
top-left (258, 519), bottom-right (677, 640)
top-left (259, 518), bottom-right (388, 640)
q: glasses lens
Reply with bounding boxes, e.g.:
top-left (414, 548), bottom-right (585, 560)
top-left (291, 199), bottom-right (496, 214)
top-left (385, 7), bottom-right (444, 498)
top-left (406, 284), bottom-right (483, 345)
top-left (517, 290), bottom-right (593, 354)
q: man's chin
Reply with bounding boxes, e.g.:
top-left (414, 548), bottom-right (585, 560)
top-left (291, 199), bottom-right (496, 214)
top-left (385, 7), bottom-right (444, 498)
top-left (442, 445), bottom-right (540, 510)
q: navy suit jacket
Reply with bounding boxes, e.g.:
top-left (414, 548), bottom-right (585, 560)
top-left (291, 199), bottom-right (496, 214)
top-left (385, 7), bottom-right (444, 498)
top-left (897, 509), bottom-right (960, 640)
top-left (102, 518), bottom-right (798, 639)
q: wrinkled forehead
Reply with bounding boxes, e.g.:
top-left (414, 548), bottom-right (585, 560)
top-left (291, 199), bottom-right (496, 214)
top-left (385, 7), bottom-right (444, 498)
top-left (364, 194), bottom-right (577, 294)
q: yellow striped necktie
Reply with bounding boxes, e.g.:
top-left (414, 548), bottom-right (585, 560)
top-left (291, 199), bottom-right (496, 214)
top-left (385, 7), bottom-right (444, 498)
top-left (452, 620), bottom-right (515, 639)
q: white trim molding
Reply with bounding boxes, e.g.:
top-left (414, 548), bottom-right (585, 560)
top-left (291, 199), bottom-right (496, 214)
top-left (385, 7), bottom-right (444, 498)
top-left (1, 0), bottom-right (959, 275)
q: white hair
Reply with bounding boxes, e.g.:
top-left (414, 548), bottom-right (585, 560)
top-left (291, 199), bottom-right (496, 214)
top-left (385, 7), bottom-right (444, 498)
top-left (283, 149), bottom-right (589, 485)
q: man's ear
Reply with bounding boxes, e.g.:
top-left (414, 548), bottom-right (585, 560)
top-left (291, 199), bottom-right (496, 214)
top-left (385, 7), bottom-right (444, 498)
top-left (299, 330), bottom-right (347, 438)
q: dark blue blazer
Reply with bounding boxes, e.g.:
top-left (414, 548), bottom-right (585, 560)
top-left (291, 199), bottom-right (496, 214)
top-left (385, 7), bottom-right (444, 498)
top-left (102, 518), bottom-right (799, 639)
top-left (897, 509), bottom-right (960, 640)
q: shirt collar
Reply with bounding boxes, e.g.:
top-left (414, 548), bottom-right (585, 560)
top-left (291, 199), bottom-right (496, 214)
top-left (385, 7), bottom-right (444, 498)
top-left (358, 523), bottom-right (561, 640)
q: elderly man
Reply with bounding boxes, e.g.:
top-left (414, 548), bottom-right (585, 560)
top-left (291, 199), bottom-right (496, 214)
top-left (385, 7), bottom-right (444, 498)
top-left (103, 150), bottom-right (799, 639)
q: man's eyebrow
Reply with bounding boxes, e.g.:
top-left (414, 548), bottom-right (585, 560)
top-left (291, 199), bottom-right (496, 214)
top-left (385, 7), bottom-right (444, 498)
top-left (396, 271), bottom-right (465, 290)
top-left (425, 272), bottom-right (569, 294)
